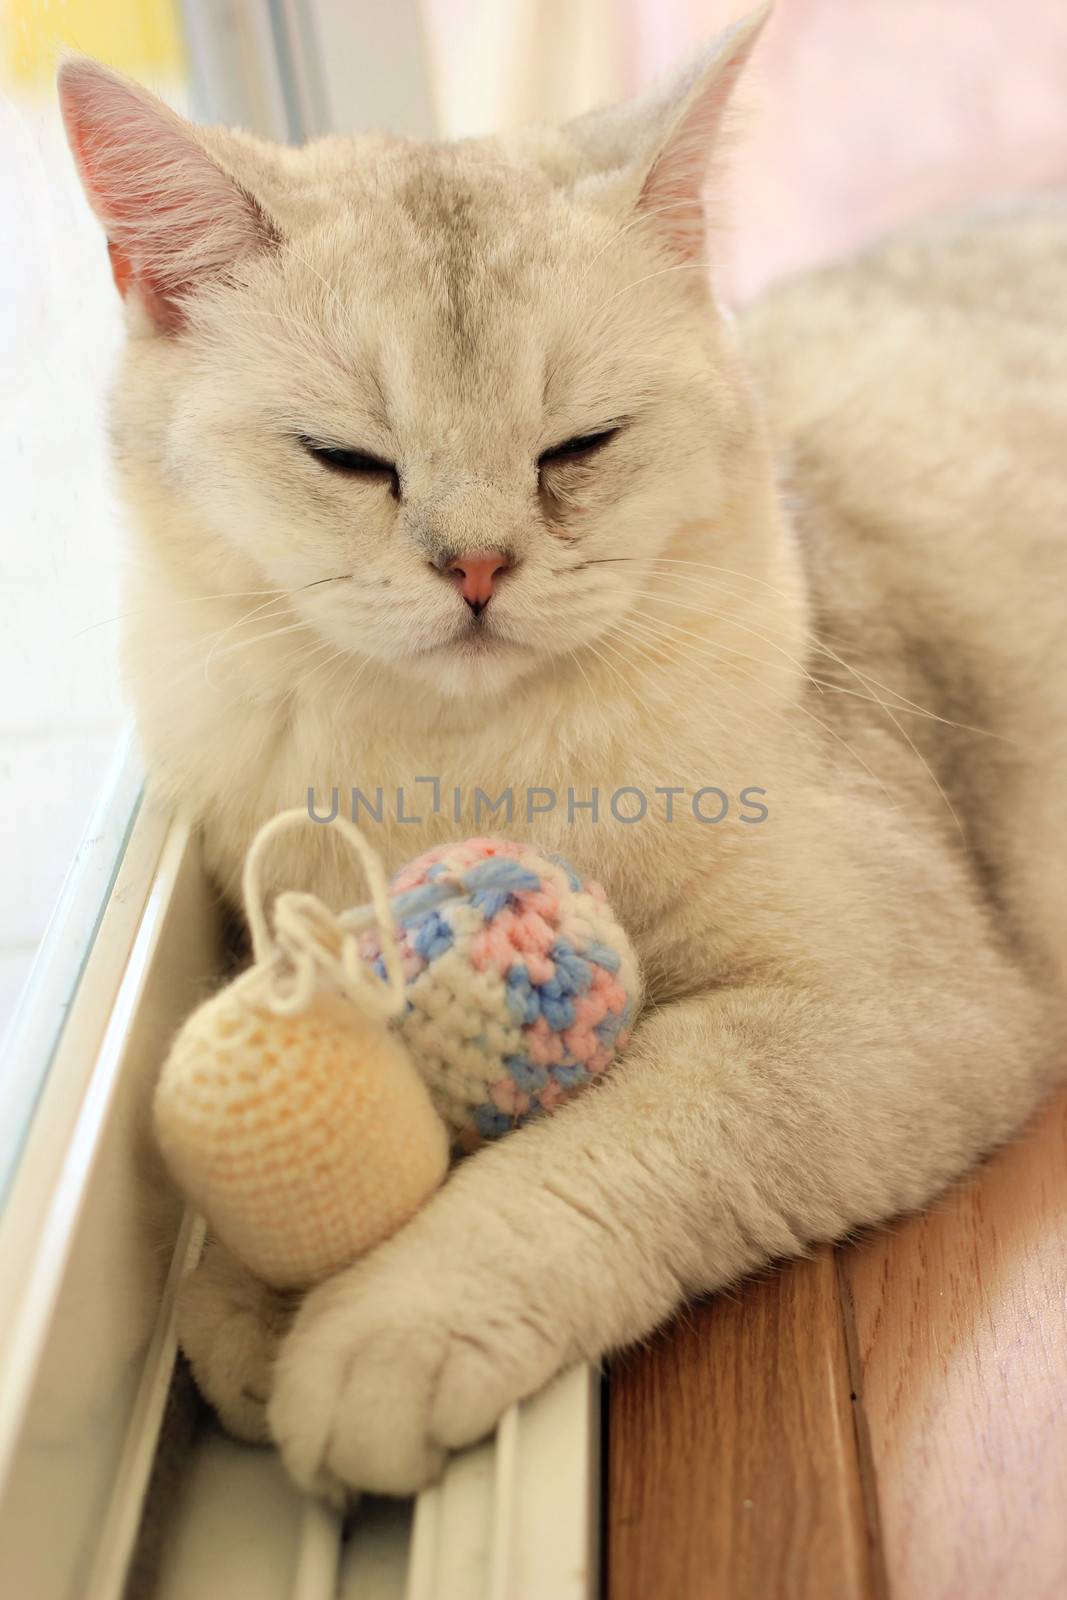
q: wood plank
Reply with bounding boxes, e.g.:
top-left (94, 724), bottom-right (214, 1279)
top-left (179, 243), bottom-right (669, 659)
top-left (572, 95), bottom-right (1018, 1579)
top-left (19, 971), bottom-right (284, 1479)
top-left (841, 1085), bottom-right (1067, 1600)
top-left (608, 1246), bottom-right (876, 1600)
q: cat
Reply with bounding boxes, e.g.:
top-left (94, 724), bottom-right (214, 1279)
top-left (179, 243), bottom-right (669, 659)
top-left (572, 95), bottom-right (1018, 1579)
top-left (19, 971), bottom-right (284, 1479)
top-left (59, 6), bottom-right (1067, 1499)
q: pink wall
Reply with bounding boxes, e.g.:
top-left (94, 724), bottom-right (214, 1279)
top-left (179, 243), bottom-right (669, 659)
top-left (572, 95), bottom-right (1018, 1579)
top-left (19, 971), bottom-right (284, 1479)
top-left (624, 0), bottom-right (1067, 299)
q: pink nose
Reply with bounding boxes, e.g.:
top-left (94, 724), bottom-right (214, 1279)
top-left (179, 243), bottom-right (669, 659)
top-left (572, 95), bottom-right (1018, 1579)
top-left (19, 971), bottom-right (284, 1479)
top-left (445, 551), bottom-right (510, 610)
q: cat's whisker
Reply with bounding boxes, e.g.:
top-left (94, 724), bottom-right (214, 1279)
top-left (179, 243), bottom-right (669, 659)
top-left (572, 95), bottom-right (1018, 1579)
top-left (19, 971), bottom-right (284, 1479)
top-left (580, 201), bottom-right (709, 279)
top-left (323, 648), bottom-right (381, 723)
top-left (202, 595), bottom-right (303, 684)
top-left (809, 648), bottom-right (968, 841)
top-left (643, 604), bottom-right (934, 825)
top-left (300, 572), bottom-right (356, 592)
top-left (589, 630), bottom-right (680, 727)
top-left (300, 648), bottom-right (358, 698)
top-left (200, 574), bottom-right (353, 681)
top-left (625, 587), bottom-right (816, 681)
top-left (621, 562), bottom-right (806, 631)
top-left (630, 565), bottom-right (998, 739)
top-left (636, 559), bottom-right (1003, 738)
top-left (204, 631), bottom-right (331, 695)
top-left (577, 634), bottom-right (658, 728)
top-left (619, 613), bottom-right (820, 749)
top-left (72, 587), bottom-right (294, 639)
top-left (598, 624), bottom-right (752, 755)
top-left (620, 611), bottom-right (908, 817)
top-left (599, 620), bottom-right (771, 762)
top-left (566, 647), bottom-right (603, 725)
top-left (288, 636), bottom-right (369, 702)
top-left (629, 607), bottom-right (966, 741)
top-left (287, 653), bottom-right (346, 704)
top-left (626, 601), bottom-right (822, 692)
top-left (213, 618), bottom-right (318, 660)
top-left (279, 635), bottom-right (342, 686)
top-left (203, 615), bottom-right (328, 691)
top-left (585, 261), bottom-right (708, 322)
top-left (799, 635), bottom-right (1006, 747)
top-left (627, 592), bottom-right (819, 684)
top-left (641, 554), bottom-right (799, 603)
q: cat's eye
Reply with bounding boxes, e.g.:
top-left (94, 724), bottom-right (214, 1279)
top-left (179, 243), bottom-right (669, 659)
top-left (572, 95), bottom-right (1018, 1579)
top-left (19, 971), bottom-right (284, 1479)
top-left (538, 427), bottom-right (620, 469)
top-left (299, 436), bottom-right (400, 497)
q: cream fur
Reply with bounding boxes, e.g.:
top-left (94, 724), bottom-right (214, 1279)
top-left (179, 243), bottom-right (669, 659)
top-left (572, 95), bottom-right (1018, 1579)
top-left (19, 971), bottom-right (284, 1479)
top-left (61, 13), bottom-right (1067, 1498)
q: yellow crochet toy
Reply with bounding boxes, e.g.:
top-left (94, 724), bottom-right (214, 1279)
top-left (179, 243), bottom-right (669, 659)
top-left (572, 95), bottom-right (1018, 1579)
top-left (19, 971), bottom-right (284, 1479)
top-left (154, 810), bottom-right (640, 1290)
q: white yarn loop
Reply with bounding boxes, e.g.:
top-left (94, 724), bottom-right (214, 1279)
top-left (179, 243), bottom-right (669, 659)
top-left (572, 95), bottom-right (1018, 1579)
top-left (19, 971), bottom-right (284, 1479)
top-left (241, 808), bottom-right (407, 1020)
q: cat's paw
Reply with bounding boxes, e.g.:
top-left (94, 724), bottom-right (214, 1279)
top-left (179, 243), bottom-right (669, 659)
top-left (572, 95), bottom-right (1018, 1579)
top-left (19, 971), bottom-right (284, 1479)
top-left (179, 1236), bottom-right (297, 1443)
top-left (267, 1218), bottom-right (566, 1498)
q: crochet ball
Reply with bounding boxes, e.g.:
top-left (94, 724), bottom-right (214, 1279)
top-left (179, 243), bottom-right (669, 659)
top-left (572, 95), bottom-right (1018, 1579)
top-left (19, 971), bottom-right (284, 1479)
top-left (360, 838), bottom-right (642, 1144)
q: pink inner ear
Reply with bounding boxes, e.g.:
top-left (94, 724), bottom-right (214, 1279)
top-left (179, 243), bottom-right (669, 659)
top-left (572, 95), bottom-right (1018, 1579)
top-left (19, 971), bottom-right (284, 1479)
top-left (58, 59), bottom-right (268, 330)
top-left (638, 138), bottom-right (710, 264)
top-left (636, 15), bottom-right (767, 265)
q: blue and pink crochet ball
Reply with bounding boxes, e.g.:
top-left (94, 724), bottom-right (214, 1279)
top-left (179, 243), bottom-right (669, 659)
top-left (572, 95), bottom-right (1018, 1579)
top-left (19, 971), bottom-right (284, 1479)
top-left (360, 838), bottom-right (642, 1145)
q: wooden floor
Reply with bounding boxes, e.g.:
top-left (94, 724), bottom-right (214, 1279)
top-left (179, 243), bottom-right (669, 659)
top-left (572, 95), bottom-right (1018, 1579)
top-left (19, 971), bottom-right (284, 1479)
top-left (607, 1085), bottom-right (1067, 1600)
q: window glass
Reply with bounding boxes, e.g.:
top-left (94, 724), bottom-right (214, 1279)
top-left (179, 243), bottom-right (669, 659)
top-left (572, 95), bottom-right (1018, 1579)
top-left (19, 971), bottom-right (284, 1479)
top-left (0, 1), bottom-right (188, 1048)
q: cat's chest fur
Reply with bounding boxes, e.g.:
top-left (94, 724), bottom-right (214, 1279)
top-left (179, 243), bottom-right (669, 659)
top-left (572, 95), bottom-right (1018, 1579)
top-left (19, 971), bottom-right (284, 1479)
top-left (149, 639), bottom-right (789, 994)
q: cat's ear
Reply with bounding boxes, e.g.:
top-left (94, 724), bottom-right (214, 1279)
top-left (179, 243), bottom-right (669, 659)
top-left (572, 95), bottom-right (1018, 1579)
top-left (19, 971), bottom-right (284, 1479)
top-left (58, 57), bottom-right (278, 332)
top-left (568, 4), bottom-right (769, 264)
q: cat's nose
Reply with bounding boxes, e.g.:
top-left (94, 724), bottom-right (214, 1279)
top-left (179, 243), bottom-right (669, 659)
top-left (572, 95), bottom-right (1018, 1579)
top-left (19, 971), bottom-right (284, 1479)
top-left (444, 551), bottom-right (511, 614)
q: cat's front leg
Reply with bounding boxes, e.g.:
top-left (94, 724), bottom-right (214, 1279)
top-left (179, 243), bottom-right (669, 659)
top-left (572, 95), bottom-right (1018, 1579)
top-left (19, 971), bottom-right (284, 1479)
top-left (179, 1235), bottom-right (297, 1442)
top-left (268, 979), bottom-right (1048, 1498)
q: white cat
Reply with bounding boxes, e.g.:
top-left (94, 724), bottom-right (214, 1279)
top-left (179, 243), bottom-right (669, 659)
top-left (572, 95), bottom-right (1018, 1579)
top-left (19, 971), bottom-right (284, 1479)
top-left (60, 8), bottom-right (1067, 1498)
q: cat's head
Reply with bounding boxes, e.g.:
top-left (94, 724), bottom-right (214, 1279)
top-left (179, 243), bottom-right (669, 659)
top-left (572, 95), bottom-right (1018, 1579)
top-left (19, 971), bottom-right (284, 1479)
top-left (60, 10), bottom-right (773, 702)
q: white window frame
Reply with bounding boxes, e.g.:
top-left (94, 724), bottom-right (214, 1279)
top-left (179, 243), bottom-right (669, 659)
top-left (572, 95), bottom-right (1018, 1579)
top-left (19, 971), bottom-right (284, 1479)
top-left (0, 743), bottom-right (601, 1597)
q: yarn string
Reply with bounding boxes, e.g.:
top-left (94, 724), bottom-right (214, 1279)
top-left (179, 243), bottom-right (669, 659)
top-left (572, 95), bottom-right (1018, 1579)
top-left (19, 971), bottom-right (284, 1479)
top-left (241, 808), bottom-right (406, 1020)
